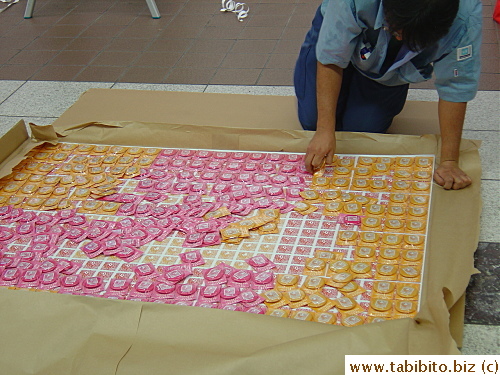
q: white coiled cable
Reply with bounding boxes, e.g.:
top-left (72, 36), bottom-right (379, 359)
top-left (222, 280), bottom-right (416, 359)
top-left (220, 0), bottom-right (249, 22)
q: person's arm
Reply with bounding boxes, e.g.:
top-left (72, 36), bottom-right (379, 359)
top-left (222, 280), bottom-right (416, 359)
top-left (433, 98), bottom-right (472, 190)
top-left (304, 62), bottom-right (343, 173)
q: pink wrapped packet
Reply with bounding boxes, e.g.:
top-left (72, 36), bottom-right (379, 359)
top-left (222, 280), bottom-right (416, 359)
top-left (17, 250), bottom-right (37, 262)
top-left (252, 271), bottom-right (276, 290)
top-left (338, 214), bottom-right (362, 226)
top-left (249, 152), bottom-right (265, 161)
top-left (230, 151), bottom-right (247, 160)
top-left (195, 302), bottom-right (219, 309)
top-left (169, 159), bottom-right (186, 170)
top-left (202, 264), bottom-right (227, 286)
top-left (194, 220), bottom-right (219, 233)
top-left (128, 278), bottom-right (155, 300)
top-left (177, 219), bottom-right (200, 234)
top-left (245, 305), bottom-right (267, 314)
top-left (38, 271), bottom-right (60, 290)
top-left (240, 289), bottom-right (265, 308)
top-left (254, 197), bottom-right (273, 209)
top-left (271, 200), bottom-right (295, 213)
top-left (267, 153), bottom-right (284, 162)
top-left (207, 160), bottom-right (223, 170)
top-left (266, 186), bottom-right (285, 199)
top-left (213, 151), bottom-right (230, 160)
top-left (177, 170), bottom-right (196, 181)
top-left (55, 209), bottom-right (77, 224)
top-left (160, 148), bottom-right (178, 157)
top-left (116, 218), bottom-right (136, 235)
top-left (67, 215), bottom-right (87, 226)
top-left (135, 202), bottom-right (154, 217)
top-left (58, 274), bottom-right (82, 294)
top-left (253, 174), bottom-right (270, 185)
top-left (154, 226), bottom-right (175, 243)
top-left (116, 203), bottom-right (137, 216)
top-left (135, 179), bottom-right (155, 193)
top-left (221, 304), bottom-right (244, 312)
top-left (0, 205), bottom-right (13, 220)
top-left (280, 164), bottom-right (297, 174)
top-left (137, 216), bottom-right (159, 229)
top-left (35, 213), bottom-right (54, 226)
top-left (211, 183), bottom-right (230, 194)
top-left (172, 182), bottom-right (191, 194)
top-left (55, 259), bottom-right (73, 273)
top-left (140, 226), bottom-right (163, 245)
top-left (179, 250), bottom-right (205, 267)
top-left (150, 205), bottom-right (169, 219)
top-left (228, 203), bottom-right (253, 217)
top-left (228, 269), bottom-right (254, 289)
top-left (270, 174), bottom-right (288, 185)
top-left (196, 150), bottom-right (213, 158)
top-left (60, 261), bottom-right (81, 275)
top-left (202, 232), bottom-right (222, 247)
top-left (40, 259), bottom-right (58, 273)
top-left (200, 171), bottom-right (218, 182)
top-left (285, 154), bottom-right (303, 163)
top-left (285, 187), bottom-right (302, 200)
top-left (0, 268), bottom-right (21, 286)
top-left (187, 159), bottom-right (206, 170)
top-left (190, 182), bottom-right (207, 195)
top-left (219, 286), bottom-right (243, 307)
top-left (0, 227), bottom-right (18, 244)
top-left (154, 180), bottom-right (173, 192)
top-left (86, 227), bottom-right (112, 242)
top-left (236, 173), bottom-right (252, 183)
top-left (133, 263), bottom-right (160, 280)
top-left (224, 162), bottom-right (242, 172)
top-left (19, 211), bottom-right (38, 223)
top-left (34, 243), bottom-right (57, 258)
top-left (64, 227), bottom-right (89, 243)
top-left (17, 260), bottom-right (36, 270)
top-left (89, 219), bottom-right (115, 230)
top-left (82, 276), bottom-right (105, 296)
top-left (102, 238), bottom-right (122, 256)
top-left (82, 241), bottom-right (104, 258)
top-left (197, 285), bottom-right (222, 304)
top-left (163, 263), bottom-right (192, 284)
top-left (246, 255), bottom-right (277, 272)
top-left (150, 282), bottom-right (176, 301)
top-left (182, 232), bottom-right (204, 248)
top-left (178, 149), bottom-right (196, 158)
top-left (0, 256), bottom-right (20, 270)
top-left (174, 283), bottom-right (199, 301)
top-left (104, 278), bottom-right (133, 298)
top-left (259, 163), bottom-right (276, 174)
top-left (144, 192), bottom-right (166, 203)
top-left (183, 194), bottom-right (202, 206)
top-left (9, 207), bottom-right (25, 222)
top-left (218, 172), bottom-right (236, 183)
top-left (116, 242), bottom-right (140, 258)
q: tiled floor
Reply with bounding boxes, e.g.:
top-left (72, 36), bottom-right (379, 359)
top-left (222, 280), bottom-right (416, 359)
top-left (0, 0), bottom-right (499, 356)
top-left (0, 0), bottom-right (498, 88)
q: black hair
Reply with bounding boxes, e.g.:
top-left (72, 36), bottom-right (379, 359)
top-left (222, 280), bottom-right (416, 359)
top-left (383, 0), bottom-right (460, 51)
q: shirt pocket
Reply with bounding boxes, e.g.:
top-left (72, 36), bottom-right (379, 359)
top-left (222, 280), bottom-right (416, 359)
top-left (397, 62), bottom-right (433, 84)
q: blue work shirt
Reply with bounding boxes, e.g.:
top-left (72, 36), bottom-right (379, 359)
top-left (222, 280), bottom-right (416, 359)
top-left (316, 0), bottom-right (482, 102)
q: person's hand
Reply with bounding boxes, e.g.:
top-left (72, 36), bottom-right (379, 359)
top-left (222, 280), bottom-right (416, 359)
top-left (433, 160), bottom-right (472, 190)
top-left (304, 129), bottom-right (336, 173)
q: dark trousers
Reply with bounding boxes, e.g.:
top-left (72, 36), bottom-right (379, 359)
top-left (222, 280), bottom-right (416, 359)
top-left (293, 6), bottom-right (409, 132)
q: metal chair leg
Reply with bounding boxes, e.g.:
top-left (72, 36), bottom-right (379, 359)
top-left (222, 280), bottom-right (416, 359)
top-left (145, 0), bottom-right (160, 18)
top-left (24, 0), bottom-right (35, 18)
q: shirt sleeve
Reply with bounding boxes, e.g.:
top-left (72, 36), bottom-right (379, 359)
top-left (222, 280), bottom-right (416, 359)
top-left (316, 0), bottom-right (362, 68)
top-left (433, 1), bottom-right (482, 102)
